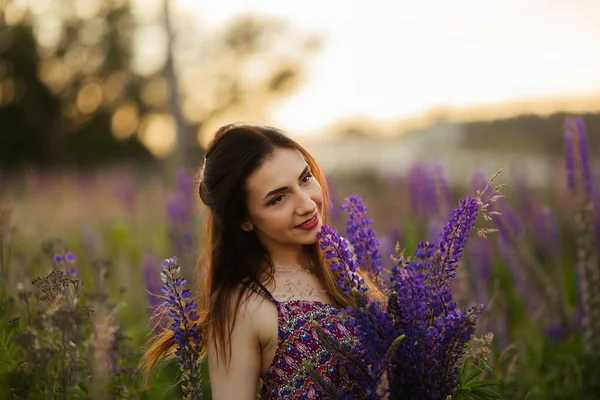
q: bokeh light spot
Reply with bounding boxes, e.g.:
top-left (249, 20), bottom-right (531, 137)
top-left (111, 102), bottom-right (139, 140)
top-left (138, 113), bottom-right (176, 158)
top-left (76, 82), bottom-right (103, 114)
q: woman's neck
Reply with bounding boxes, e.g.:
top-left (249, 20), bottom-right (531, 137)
top-left (267, 245), bottom-right (312, 269)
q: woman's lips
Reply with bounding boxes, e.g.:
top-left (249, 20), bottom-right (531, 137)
top-left (295, 214), bottom-right (318, 230)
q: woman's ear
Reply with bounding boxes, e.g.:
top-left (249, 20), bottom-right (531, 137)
top-left (241, 220), bottom-right (254, 232)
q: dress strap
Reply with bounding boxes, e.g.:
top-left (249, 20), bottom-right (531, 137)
top-left (248, 276), bottom-right (277, 305)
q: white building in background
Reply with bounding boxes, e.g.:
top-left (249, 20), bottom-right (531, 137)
top-left (305, 121), bottom-right (558, 187)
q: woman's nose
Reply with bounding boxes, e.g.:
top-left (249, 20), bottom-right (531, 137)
top-left (296, 189), bottom-right (317, 215)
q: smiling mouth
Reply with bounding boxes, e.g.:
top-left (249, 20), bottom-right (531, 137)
top-left (295, 214), bottom-right (318, 228)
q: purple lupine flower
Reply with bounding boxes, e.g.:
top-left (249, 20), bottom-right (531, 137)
top-left (345, 298), bottom-right (397, 379)
top-left (432, 196), bottom-right (479, 314)
top-left (496, 235), bottom-right (543, 321)
top-left (340, 195), bottom-right (383, 279)
top-left (499, 198), bottom-right (524, 243)
top-left (565, 127), bottom-right (575, 192)
top-left (545, 321), bottom-right (567, 345)
top-left (466, 237), bottom-right (493, 304)
top-left (565, 116), bottom-right (594, 196)
top-left (513, 168), bottom-right (535, 223)
top-left (408, 162), bottom-right (435, 217)
top-left (564, 116), bottom-right (600, 357)
top-left (390, 266), bottom-right (429, 326)
top-left (432, 163), bottom-right (452, 218)
top-left (167, 170), bottom-right (196, 274)
top-left (142, 253), bottom-right (164, 317)
top-left (53, 251), bottom-right (77, 273)
top-left (160, 256), bottom-right (203, 399)
top-left (408, 162), bottom-right (451, 219)
top-left (65, 252), bottom-right (76, 263)
top-left (385, 248), bottom-right (482, 398)
top-left (317, 225), bottom-right (365, 295)
top-left (535, 207), bottom-right (561, 265)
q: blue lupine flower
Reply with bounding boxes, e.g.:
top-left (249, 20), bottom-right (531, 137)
top-left (65, 251), bottom-right (76, 263)
top-left (466, 237), bottom-right (493, 304)
top-left (565, 116), bottom-right (593, 196)
top-left (166, 170), bottom-right (196, 274)
top-left (53, 251), bottom-right (77, 268)
top-left (431, 163), bottom-right (452, 218)
top-left (564, 116), bottom-right (600, 358)
top-left (514, 168), bottom-right (535, 222)
top-left (408, 162), bottom-right (434, 216)
top-left (408, 162), bottom-right (451, 219)
top-left (341, 195), bottom-right (383, 279)
top-left (159, 256), bottom-right (203, 399)
top-left (565, 125), bottom-right (576, 193)
top-left (535, 207), bottom-right (561, 264)
top-left (317, 225), bottom-right (365, 296)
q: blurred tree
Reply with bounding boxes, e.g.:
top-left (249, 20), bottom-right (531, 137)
top-left (0, 0), bottom-right (153, 170)
top-left (0, 21), bottom-right (63, 168)
top-left (159, 2), bottom-right (322, 167)
top-left (0, 0), bottom-right (321, 171)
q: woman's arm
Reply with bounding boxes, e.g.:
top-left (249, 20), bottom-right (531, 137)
top-left (207, 293), bottom-right (262, 400)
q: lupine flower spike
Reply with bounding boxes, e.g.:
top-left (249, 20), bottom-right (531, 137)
top-left (564, 116), bottom-right (600, 358)
top-left (159, 256), bottom-right (203, 400)
top-left (341, 195), bottom-right (383, 282)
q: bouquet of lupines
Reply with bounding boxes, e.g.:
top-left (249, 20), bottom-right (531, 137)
top-left (312, 175), bottom-right (503, 400)
top-left (158, 257), bottom-right (203, 400)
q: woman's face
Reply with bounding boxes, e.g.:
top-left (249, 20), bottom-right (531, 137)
top-left (244, 148), bottom-right (324, 254)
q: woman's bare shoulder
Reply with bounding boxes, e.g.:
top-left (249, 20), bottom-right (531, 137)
top-left (222, 282), bottom-right (275, 323)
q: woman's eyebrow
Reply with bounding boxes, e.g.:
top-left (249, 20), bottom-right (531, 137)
top-left (263, 165), bottom-right (310, 200)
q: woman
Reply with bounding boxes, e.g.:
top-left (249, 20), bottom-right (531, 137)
top-left (141, 123), bottom-right (374, 399)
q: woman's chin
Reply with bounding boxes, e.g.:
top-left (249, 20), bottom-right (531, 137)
top-left (299, 232), bottom-right (320, 245)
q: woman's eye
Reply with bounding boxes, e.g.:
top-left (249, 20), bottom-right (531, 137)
top-left (271, 195), bottom-right (284, 205)
top-left (301, 173), bottom-right (313, 183)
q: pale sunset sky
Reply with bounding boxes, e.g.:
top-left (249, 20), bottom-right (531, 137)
top-left (135, 0), bottom-right (600, 138)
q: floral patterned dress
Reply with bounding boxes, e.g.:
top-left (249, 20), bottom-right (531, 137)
top-left (250, 280), bottom-right (367, 399)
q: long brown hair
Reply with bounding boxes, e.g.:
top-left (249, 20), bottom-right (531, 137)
top-left (139, 123), bottom-right (362, 374)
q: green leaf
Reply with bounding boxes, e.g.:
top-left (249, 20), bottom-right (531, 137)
top-left (464, 366), bottom-right (484, 384)
top-left (466, 379), bottom-right (502, 388)
top-left (0, 327), bottom-right (22, 371)
top-left (468, 387), bottom-right (503, 399)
